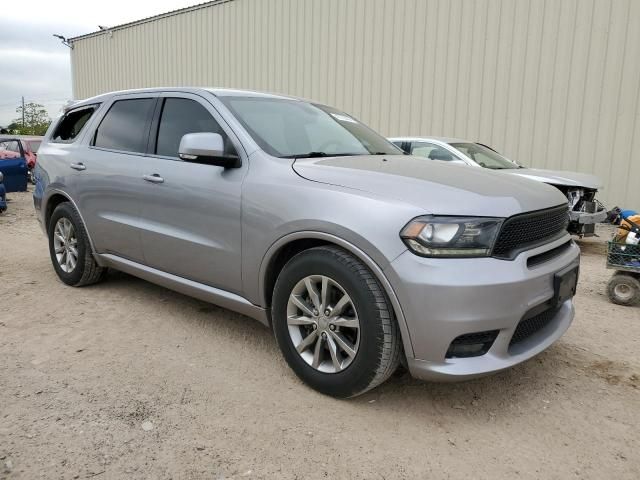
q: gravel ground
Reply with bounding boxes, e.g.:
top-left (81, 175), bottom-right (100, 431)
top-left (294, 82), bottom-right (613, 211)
top-left (1, 190), bottom-right (639, 480)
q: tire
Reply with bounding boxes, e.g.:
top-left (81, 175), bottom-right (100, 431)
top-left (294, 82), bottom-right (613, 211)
top-left (607, 273), bottom-right (640, 306)
top-left (272, 246), bottom-right (401, 398)
top-left (48, 202), bottom-right (106, 287)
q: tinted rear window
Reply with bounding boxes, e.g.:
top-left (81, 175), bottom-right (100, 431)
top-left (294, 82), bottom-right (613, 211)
top-left (94, 99), bottom-right (155, 153)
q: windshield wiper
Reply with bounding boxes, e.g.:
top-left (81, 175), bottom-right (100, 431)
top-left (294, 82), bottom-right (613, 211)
top-left (283, 152), bottom-right (362, 159)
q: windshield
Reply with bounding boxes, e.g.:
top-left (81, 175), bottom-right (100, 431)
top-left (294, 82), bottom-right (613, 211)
top-left (219, 96), bottom-right (401, 158)
top-left (449, 143), bottom-right (519, 169)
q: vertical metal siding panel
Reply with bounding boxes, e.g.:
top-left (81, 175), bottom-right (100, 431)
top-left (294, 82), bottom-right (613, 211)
top-left (477, 0), bottom-right (500, 143)
top-left (501, 0), bottom-right (527, 158)
top-left (259, 0), bottom-right (267, 91)
top-left (516, 0), bottom-right (544, 164)
top-left (316, 0), bottom-right (328, 103)
top-left (232, 1), bottom-right (240, 87)
top-left (529, 0), bottom-right (560, 170)
top-left (453, 0), bottom-right (473, 137)
top-left (385, 0), bottom-right (404, 134)
top-left (375, 0), bottom-right (390, 132)
top-left (419, 0), bottom-right (439, 134)
top-left (368, 0), bottom-right (385, 132)
top-left (489, 0), bottom-right (513, 148)
top-left (623, 0), bottom-right (640, 209)
top-left (212, 4), bottom-right (220, 86)
top-left (560, 0), bottom-right (593, 173)
top-left (332, 0), bottom-right (346, 109)
top-left (400, 0), bottom-right (418, 136)
top-left (543, 0), bottom-right (577, 171)
top-left (442, 0), bottom-right (461, 136)
top-left (592, 0), bottom-right (628, 204)
top-left (294, 0), bottom-right (303, 97)
top-left (608, 0), bottom-right (638, 207)
top-left (324, 0), bottom-right (337, 107)
top-left (406, 0), bottom-right (426, 136)
top-left (351, 0), bottom-right (365, 118)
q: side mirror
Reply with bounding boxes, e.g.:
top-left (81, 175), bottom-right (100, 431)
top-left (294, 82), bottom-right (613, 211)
top-left (178, 133), bottom-right (240, 168)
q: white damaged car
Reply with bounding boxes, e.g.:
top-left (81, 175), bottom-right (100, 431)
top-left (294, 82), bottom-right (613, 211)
top-left (390, 137), bottom-right (607, 237)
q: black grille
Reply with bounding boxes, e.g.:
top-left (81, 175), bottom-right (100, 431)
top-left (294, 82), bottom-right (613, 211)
top-left (493, 205), bottom-right (569, 259)
top-left (509, 308), bottom-right (559, 348)
top-left (527, 240), bottom-right (572, 268)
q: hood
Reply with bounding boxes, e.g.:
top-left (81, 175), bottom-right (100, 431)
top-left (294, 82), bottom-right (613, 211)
top-left (499, 168), bottom-right (601, 190)
top-left (293, 155), bottom-right (568, 218)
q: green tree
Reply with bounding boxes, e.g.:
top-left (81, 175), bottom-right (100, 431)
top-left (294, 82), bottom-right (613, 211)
top-left (12, 102), bottom-right (51, 135)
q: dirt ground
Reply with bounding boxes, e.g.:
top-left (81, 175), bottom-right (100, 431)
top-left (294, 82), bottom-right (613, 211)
top-left (0, 189), bottom-right (638, 480)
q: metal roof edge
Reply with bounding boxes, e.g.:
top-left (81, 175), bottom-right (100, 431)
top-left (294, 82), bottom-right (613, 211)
top-left (68, 0), bottom-right (235, 42)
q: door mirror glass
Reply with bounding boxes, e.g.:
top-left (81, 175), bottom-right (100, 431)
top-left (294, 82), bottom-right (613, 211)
top-left (178, 133), bottom-right (240, 168)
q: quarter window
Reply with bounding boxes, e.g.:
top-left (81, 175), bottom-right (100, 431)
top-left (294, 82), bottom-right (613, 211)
top-left (155, 98), bottom-right (228, 158)
top-left (94, 99), bottom-right (155, 153)
top-left (51, 106), bottom-right (98, 143)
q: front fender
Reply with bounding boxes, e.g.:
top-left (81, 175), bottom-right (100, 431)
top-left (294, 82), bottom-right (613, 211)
top-left (257, 230), bottom-right (415, 358)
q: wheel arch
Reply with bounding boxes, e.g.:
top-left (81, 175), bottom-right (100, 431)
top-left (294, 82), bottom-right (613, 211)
top-left (43, 189), bottom-right (98, 255)
top-left (259, 231), bottom-right (415, 358)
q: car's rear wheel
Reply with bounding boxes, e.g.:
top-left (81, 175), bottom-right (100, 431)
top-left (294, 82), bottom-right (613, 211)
top-left (272, 246), bottom-right (401, 397)
top-left (48, 202), bottom-right (106, 287)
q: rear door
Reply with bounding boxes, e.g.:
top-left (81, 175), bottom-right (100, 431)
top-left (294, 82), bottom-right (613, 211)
top-left (136, 92), bottom-right (246, 293)
top-left (0, 140), bottom-right (28, 192)
top-left (78, 94), bottom-right (158, 262)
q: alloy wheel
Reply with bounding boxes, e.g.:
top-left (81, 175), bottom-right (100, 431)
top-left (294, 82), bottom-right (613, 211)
top-left (286, 275), bottom-right (360, 373)
top-left (53, 217), bottom-right (78, 273)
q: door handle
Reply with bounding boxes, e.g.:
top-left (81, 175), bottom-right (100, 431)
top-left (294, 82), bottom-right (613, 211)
top-left (70, 162), bottom-right (86, 171)
top-left (143, 173), bottom-right (164, 184)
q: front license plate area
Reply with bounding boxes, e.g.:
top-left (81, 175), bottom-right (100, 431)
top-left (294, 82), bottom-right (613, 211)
top-left (553, 265), bottom-right (579, 307)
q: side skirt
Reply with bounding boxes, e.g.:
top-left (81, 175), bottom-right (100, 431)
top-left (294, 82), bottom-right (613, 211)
top-left (96, 253), bottom-right (269, 326)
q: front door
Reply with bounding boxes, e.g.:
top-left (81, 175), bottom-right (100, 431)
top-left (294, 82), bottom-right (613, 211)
top-left (136, 93), bottom-right (245, 294)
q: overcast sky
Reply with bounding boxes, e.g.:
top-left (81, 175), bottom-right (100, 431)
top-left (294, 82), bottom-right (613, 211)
top-left (0, 0), bottom-right (199, 126)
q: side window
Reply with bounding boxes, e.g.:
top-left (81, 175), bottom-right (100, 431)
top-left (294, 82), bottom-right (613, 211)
top-left (411, 142), bottom-right (458, 161)
top-left (0, 140), bottom-right (21, 156)
top-left (155, 98), bottom-right (229, 158)
top-left (52, 106), bottom-right (98, 143)
top-left (392, 141), bottom-right (410, 153)
top-left (94, 98), bottom-right (155, 153)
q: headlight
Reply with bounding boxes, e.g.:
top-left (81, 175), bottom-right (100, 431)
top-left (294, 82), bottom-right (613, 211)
top-left (400, 216), bottom-right (503, 257)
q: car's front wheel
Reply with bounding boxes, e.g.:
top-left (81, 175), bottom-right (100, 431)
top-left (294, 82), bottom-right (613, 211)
top-left (272, 246), bottom-right (401, 397)
top-left (48, 202), bottom-right (106, 287)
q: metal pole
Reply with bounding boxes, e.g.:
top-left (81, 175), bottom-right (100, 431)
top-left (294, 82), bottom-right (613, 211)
top-left (21, 96), bottom-right (25, 127)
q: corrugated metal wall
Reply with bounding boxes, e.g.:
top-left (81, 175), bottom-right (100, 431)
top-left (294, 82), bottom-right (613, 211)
top-left (71, 0), bottom-right (640, 209)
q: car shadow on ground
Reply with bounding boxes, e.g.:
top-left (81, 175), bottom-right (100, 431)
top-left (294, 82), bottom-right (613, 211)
top-left (100, 270), bottom-right (637, 414)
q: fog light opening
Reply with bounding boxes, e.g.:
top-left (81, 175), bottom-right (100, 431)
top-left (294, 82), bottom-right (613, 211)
top-left (446, 330), bottom-right (499, 359)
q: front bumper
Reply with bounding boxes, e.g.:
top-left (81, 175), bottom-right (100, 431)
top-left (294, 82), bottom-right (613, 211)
top-left (385, 235), bottom-right (580, 381)
top-left (569, 209), bottom-right (607, 225)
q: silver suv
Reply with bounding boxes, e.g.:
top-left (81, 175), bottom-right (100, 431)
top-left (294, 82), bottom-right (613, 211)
top-left (34, 88), bottom-right (580, 397)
